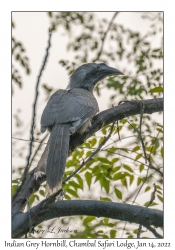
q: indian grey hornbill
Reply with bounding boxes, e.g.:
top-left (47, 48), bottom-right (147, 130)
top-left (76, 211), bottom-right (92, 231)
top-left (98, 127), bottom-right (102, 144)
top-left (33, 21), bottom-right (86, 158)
top-left (36, 63), bottom-right (123, 196)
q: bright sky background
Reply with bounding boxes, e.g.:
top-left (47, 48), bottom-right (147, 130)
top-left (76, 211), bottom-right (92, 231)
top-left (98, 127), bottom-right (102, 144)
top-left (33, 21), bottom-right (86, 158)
top-left (0, 0), bottom-right (175, 245)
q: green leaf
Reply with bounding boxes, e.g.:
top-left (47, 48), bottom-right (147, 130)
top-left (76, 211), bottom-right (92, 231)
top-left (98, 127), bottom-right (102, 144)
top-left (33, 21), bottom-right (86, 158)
top-left (144, 201), bottom-right (158, 207)
top-left (35, 194), bottom-right (39, 201)
top-left (137, 177), bottom-right (142, 186)
top-left (151, 137), bottom-right (160, 148)
top-left (78, 150), bottom-right (84, 159)
top-left (139, 163), bottom-right (144, 172)
top-left (146, 146), bottom-right (151, 152)
top-left (111, 158), bottom-right (119, 164)
top-left (160, 147), bottom-right (163, 157)
top-left (84, 216), bottom-right (95, 224)
top-left (29, 194), bottom-right (35, 205)
top-left (110, 229), bottom-right (116, 238)
top-left (95, 172), bottom-right (103, 182)
top-left (102, 127), bottom-right (107, 135)
top-left (150, 86), bottom-right (163, 93)
top-left (92, 165), bottom-right (100, 175)
top-left (12, 179), bottom-right (19, 183)
top-left (111, 166), bottom-right (121, 174)
top-left (85, 171), bottom-right (92, 189)
top-left (64, 170), bottom-right (73, 176)
top-left (156, 190), bottom-right (162, 195)
top-left (114, 171), bottom-right (130, 181)
top-left (99, 137), bottom-right (105, 144)
top-left (97, 157), bottom-right (111, 164)
top-left (83, 160), bottom-right (94, 170)
top-left (91, 138), bottom-right (97, 147)
top-left (101, 235), bottom-right (109, 239)
top-left (121, 177), bottom-right (128, 188)
top-left (121, 118), bottom-right (127, 124)
top-left (48, 12), bottom-right (52, 17)
top-left (113, 172), bottom-right (124, 180)
top-left (100, 197), bottom-right (112, 202)
top-left (107, 223), bottom-right (116, 228)
top-left (132, 146), bottom-right (140, 152)
top-left (123, 164), bottom-right (133, 173)
top-left (64, 194), bottom-right (71, 200)
top-left (68, 180), bottom-right (81, 190)
top-left (39, 190), bottom-right (45, 196)
top-left (75, 174), bottom-right (84, 190)
top-left (12, 185), bottom-right (18, 195)
top-left (145, 186), bottom-right (151, 192)
top-left (107, 147), bottom-right (116, 155)
top-left (84, 142), bottom-right (91, 149)
top-left (135, 154), bottom-right (142, 161)
top-left (66, 188), bottom-right (79, 198)
top-left (156, 185), bottom-right (162, 190)
top-left (130, 175), bottom-right (134, 185)
top-left (157, 195), bottom-right (163, 202)
top-left (97, 230), bottom-right (104, 234)
top-left (118, 148), bottom-right (128, 153)
top-left (100, 176), bottom-right (110, 194)
top-left (115, 188), bottom-right (122, 199)
top-left (103, 218), bottom-right (109, 224)
top-left (156, 128), bottom-right (163, 133)
top-left (15, 54), bottom-right (20, 60)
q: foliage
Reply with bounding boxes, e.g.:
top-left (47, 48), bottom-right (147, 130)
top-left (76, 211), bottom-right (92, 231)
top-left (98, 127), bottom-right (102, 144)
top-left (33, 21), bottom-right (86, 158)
top-left (12, 12), bottom-right (163, 239)
top-left (12, 20), bottom-right (31, 94)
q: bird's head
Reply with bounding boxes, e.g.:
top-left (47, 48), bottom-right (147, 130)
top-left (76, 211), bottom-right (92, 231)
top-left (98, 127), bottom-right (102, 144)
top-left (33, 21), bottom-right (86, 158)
top-left (68, 63), bottom-right (123, 92)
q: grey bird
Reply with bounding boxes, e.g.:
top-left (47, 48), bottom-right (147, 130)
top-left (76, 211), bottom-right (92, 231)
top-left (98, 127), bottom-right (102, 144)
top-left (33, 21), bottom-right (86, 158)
top-left (39, 63), bottom-right (123, 196)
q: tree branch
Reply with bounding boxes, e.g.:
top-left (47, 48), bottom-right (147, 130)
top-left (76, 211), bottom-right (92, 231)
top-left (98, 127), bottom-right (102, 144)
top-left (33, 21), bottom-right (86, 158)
top-left (146, 225), bottom-right (163, 238)
top-left (93, 12), bottom-right (119, 62)
top-left (69, 98), bottom-right (163, 153)
top-left (12, 199), bottom-right (163, 238)
top-left (23, 32), bottom-right (52, 178)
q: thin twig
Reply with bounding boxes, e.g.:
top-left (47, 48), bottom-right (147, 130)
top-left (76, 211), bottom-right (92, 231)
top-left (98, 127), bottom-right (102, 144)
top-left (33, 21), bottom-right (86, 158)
top-left (133, 131), bottom-right (162, 205)
top-left (137, 184), bottom-right (157, 238)
top-left (138, 101), bottom-right (147, 164)
top-left (12, 136), bottom-right (47, 144)
top-left (146, 183), bottom-right (157, 208)
top-left (23, 32), bottom-right (52, 179)
top-left (146, 225), bottom-right (163, 238)
top-left (127, 132), bottom-right (157, 205)
top-left (63, 123), bottom-right (115, 184)
top-left (121, 116), bottom-right (162, 238)
top-left (93, 12), bottom-right (118, 62)
top-left (117, 120), bottom-right (121, 141)
top-left (127, 103), bottom-right (147, 164)
top-left (104, 149), bottom-right (162, 175)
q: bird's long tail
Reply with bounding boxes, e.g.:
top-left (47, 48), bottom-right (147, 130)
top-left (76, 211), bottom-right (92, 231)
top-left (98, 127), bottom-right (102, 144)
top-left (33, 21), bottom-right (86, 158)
top-left (46, 124), bottom-right (70, 196)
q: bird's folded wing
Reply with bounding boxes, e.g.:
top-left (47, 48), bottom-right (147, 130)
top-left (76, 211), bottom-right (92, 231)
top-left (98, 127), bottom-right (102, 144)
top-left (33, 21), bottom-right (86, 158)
top-left (41, 88), bottom-right (99, 132)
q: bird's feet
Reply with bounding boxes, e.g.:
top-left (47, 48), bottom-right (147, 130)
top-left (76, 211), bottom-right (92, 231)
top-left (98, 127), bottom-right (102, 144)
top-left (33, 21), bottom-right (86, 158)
top-left (34, 171), bottom-right (46, 180)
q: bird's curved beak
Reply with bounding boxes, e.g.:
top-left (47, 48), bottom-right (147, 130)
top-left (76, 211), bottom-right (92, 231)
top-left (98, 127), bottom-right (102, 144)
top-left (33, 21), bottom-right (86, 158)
top-left (101, 64), bottom-right (124, 76)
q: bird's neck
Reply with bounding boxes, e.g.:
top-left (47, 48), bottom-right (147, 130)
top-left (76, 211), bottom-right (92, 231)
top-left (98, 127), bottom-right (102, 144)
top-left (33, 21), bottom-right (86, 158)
top-left (67, 81), bottom-right (94, 93)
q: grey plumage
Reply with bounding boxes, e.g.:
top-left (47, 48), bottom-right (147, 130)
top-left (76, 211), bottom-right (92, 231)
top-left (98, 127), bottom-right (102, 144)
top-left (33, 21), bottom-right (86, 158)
top-left (39, 63), bottom-right (123, 196)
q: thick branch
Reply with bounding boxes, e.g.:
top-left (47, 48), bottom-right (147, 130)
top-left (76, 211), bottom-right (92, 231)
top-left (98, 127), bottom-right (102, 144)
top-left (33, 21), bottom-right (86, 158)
top-left (70, 98), bottom-right (163, 152)
top-left (12, 98), bottom-right (163, 214)
top-left (12, 199), bottom-right (163, 238)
